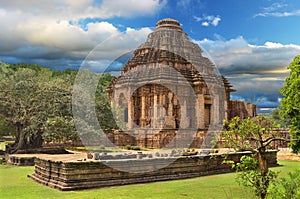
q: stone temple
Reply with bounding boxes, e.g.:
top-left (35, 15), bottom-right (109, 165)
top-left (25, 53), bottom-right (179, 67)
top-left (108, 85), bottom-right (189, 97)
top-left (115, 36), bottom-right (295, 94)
top-left (106, 18), bottom-right (256, 149)
top-left (27, 19), bottom-right (264, 191)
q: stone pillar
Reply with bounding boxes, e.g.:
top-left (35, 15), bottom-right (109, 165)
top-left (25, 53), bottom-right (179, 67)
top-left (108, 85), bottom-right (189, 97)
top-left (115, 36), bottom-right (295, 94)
top-left (168, 92), bottom-right (173, 116)
top-left (211, 95), bottom-right (220, 126)
top-left (153, 94), bottom-right (158, 128)
top-left (141, 95), bottom-right (146, 125)
top-left (180, 99), bottom-right (190, 128)
top-left (128, 99), bottom-right (133, 129)
top-left (196, 94), bottom-right (205, 129)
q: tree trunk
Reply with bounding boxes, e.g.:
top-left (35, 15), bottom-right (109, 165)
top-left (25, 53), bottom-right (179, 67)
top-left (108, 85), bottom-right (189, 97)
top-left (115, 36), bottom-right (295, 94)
top-left (29, 131), bottom-right (43, 148)
top-left (257, 150), bottom-right (268, 199)
top-left (6, 122), bottom-right (27, 154)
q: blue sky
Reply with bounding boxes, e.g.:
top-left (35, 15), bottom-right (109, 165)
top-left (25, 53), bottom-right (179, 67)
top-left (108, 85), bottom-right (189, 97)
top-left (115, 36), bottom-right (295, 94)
top-left (1, 0), bottom-right (300, 112)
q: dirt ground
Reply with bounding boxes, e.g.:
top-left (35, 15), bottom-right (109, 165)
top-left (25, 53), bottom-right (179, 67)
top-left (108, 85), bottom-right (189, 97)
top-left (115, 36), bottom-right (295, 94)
top-left (277, 150), bottom-right (300, 161)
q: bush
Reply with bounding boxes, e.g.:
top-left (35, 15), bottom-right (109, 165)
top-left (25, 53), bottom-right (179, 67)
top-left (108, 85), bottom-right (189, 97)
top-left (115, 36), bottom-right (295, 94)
top-left (0, 157), bottom-right (6, 164)
top-left (267, 169), bottom-right (300, 199)
top-left (131, 146), bottom-right (141, 151)
top-left (124, 145), bottom-right (141, 151)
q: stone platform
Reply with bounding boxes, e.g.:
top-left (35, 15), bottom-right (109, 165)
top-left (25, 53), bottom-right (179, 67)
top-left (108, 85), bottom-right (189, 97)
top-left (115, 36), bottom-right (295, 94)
top-left (28, 150), bottom-right (278, 191)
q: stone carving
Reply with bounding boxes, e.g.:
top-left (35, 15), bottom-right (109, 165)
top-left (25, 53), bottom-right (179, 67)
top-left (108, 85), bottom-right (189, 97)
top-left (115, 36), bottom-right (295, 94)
top-left (106, 18), bottom-right (256, 149)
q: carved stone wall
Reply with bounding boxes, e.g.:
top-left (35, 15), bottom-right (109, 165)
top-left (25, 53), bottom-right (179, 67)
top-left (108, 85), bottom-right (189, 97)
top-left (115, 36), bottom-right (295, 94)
top-left (28, 151), bottom-right (278, 191)
top-left (106, 18), bottom-right (256, 149)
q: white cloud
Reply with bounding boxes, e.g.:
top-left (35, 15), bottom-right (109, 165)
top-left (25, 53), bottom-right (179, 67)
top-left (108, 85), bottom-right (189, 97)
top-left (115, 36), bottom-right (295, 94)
top-left (0, 0), bottom-right (159, 62)
top-left (201, 22), bottom-right (209, 27)
top-left (211, 16), bottom-right (221, 26)
top-left (193, 36), bottom-right (300, 109)
top-left (0, 0), bottom-right (167, 19)
top-left (254, 2), bottom-right (300, 17)
top-left (176, 0), bottom-right (192, 10)
top-left (195, 37), bottom-right (300, 70)
top-left (194, 15), bottom-right (221, 27)
top-left (262, 2), bottom-right (288, 12)
top-left (99, 0), bottom-right (167, 18)
top-left (255, 10), bottom-right (300, 17)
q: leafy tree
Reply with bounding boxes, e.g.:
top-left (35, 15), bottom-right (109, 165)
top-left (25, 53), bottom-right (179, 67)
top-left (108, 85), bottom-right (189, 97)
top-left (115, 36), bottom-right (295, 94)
top-left (280, 55), bottom-right (300, 153)
top-left (0, 65), bottom-right (73, 153)
top-left (43, 116), bottom-right (78, 143)
top-left (0, 61), bottom-right (117, 153)
top-left (269, 107), bottom-right (291, 128)
top-left (220, 116), bottom-right (287, 199)
top-left (72, 70), bottom-right (119, 145)
top-left (0, 114), bottom-right (15, 137)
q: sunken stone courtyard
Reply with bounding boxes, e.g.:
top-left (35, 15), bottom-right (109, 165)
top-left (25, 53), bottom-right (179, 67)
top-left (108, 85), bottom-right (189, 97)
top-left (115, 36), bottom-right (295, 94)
top-left (26, 18), bottom-right (266, 191)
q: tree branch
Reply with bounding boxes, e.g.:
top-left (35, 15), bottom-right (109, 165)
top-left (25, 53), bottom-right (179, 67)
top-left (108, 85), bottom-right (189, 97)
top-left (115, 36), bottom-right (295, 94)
top-left (263, 138), bottom-right (291, 147)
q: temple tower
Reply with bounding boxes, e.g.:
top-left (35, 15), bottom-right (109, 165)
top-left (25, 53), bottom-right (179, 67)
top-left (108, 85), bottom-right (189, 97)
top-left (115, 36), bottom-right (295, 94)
top-left (107, 18), bottom-right (234, 148)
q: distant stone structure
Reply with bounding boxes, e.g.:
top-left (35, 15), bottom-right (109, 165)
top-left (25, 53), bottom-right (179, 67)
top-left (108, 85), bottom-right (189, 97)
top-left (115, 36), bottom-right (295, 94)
top-left (106, 18), bottom-right (256, 148)
top-left (228, 100), bottom-right (257, 120)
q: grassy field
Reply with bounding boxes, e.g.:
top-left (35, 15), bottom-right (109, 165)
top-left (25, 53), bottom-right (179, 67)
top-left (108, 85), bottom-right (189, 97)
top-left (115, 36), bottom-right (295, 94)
top-left (0, 160), bottom-right (299, 199)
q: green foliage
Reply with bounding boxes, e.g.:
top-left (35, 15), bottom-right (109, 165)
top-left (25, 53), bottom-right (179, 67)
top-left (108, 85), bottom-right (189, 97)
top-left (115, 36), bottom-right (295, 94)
top-left (234, 155), bottom-right (278, 198)
top-left (43, 116), bottom-right (78, 143)
top-left (280, 55), bottom-right (300, 153)
top-left (124, 145), bottom-right (141, 151)
top-left (221, 116), bottom-right (281, 152)
top-left (0, 64), bottom-right (77, 151)
top-left (0, 61), bottom-right (118, 152)
top-left (220, 116), bottom-right (286, 199)
top-left (74, 70), bottom-right (119, 136)
top-left (0, 114), bottom-right (15, 137)
top-left (268, 169), bottom-right (300, 199)
top-left (9, 63), bottom-right (43, 72)
top-left (269, 107), bottom-right (291, 128)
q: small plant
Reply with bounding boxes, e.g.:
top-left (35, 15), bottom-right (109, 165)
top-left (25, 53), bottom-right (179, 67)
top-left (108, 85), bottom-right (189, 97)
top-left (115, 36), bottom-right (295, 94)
top-left (233, 155), bottom-right (278, 198)
top-left (267, 169), bottom-right (300, 199)
top-left (219, 116), bottom-right (289, 199)
top-left (123, 145), bottom-right (141, 151)
top-left (131, 146), bottom-right (141, 151)
top-left (0, 157), bottom-right (6, 164)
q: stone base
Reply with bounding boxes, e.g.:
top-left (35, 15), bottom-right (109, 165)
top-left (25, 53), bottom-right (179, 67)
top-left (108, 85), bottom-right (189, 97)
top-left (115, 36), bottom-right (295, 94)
top-left (8, 155), bottom-right (35, 166)
top-left (28, 150), bottom-right (278, 191)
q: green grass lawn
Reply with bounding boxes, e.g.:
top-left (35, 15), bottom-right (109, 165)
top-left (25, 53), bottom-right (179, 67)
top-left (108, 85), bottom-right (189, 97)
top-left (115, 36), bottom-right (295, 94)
top-left (0, 160), bottom-right (299, 199)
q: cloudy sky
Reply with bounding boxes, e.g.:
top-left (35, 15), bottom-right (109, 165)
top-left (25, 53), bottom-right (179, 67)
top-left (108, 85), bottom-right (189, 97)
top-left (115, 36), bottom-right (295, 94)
top-left (1, 0), bottom-right (300, 112)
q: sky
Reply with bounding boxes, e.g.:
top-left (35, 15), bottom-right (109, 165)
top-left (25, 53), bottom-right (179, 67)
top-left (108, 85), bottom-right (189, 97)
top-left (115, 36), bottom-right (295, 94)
top-left (1, 0), bottom-right (300, 113)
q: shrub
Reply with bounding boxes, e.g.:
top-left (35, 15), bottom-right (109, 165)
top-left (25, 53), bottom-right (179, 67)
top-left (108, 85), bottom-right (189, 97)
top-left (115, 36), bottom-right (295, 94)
top-left (123, 145), bottom-right (141, 151)
top-left (267, 169), bottom-right (300, 199)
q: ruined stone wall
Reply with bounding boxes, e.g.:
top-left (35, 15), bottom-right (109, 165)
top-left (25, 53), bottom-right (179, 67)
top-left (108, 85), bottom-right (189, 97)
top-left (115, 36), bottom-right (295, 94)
top-left (228, 100), bottom-right (257, 120)
top-left (106, 129), bottom-right (207, 148)
top-left (28, 150), bottom-right (278, 191)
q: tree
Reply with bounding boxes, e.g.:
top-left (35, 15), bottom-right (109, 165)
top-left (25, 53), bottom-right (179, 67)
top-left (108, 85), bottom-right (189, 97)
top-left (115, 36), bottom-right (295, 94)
top-left (0, 61), bottom-right (117, 153)
top-left (43, 116), bottom-right (78, 143)
top-left (0, 64), bottom-right (73, 153)
top-left (269, 107), bottom-right (291, 128)
top-left (280, 55), bottom-right (300, 153)
top-left (220, 116), bottom-right (287, 199)
top-left (72, 70), bottom-right (119, 147)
